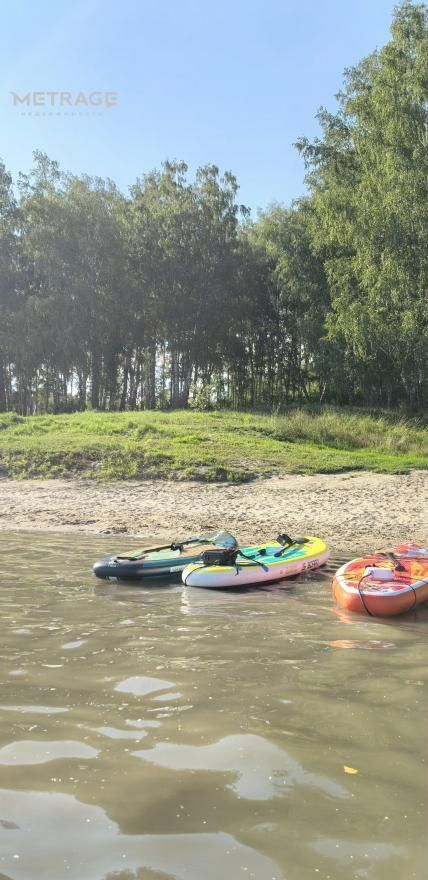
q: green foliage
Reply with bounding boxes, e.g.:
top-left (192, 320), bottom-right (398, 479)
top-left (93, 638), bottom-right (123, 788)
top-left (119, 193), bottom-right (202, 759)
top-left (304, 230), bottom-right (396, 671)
top-left (0, 408), bottom-right (426, 481)
top-left (0, 5), bottom-right (426, 417)
top-left (247, 201), bottom-right (329, 404)
top-left (188, 382), bottom-right (218, 411)
top-left (296, 1), bottom-right (428, 408)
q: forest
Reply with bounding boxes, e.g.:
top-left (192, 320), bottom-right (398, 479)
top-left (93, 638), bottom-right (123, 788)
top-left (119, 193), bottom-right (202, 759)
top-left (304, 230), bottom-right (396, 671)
top-left (0, 2), bottom-right (427, 416)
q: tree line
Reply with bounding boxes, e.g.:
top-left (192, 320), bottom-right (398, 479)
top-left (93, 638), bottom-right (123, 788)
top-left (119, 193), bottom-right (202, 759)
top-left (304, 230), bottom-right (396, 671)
top-left (0, 2), bottom-right (426, 415)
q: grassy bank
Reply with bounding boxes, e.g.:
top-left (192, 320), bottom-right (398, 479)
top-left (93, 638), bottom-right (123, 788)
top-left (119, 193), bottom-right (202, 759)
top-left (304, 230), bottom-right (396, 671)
top-left (0, 408), bottom-right (426, 481)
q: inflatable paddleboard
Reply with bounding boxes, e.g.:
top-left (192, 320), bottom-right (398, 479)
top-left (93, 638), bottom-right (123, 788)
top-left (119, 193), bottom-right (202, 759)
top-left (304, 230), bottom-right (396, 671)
top-left (93, 531), bottom-right (237, 581)
top-left (333, 543), bottom-right (428, 616)
top-left (182, 535), bottom-right (329, 588)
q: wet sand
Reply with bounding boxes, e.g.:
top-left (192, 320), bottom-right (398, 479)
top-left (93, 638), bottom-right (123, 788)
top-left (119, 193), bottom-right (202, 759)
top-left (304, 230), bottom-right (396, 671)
top-left (0, 471), bottom-right (426, 553)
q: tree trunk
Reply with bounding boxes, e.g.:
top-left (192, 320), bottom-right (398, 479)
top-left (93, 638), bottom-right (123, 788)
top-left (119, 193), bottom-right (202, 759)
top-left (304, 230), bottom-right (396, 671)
top-left (0, 359), bottom-right (8, 412)
top-left (145, 343), bottom-right (156, 409)
top-left (91, 350), bottom-right (101, 409)
top-left (78, 371), bottom-right (88, 411)
top-left (119, 359), bottom-right (129, 411)
top-left (106, 354), bottom-right (118, 410)
top-left (170, 348), bottom-right (180, 408)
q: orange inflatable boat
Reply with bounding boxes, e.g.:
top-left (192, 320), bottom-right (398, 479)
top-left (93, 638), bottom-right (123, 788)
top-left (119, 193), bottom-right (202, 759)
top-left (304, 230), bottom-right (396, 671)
top-left (332, 543), bottom-right (428, 617)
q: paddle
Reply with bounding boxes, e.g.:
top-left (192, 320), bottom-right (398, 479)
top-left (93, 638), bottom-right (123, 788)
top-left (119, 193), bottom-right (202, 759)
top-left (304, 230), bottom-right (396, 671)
top-left (114, 529), bottom-right (238, 562)
top-left (114, 535), bottom-right (209, 563)
top-left (376, 551), bottom-right (405, 572)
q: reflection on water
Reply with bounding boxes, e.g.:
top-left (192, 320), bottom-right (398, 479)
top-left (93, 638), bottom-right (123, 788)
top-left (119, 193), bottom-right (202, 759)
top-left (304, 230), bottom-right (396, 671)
top-left (0, 739), bottom-right (98, 765)
top-left (132, 733), bottom-right (349, 800)
top-left (0, 530), bottom-right (427, 880)
top-left (114, 675), bottom-right (174, 696)
top-left (0, 788), bottom-right (281, 880)
top-left (0, 705), bottom-right (68, 714)
top-left (92, 726), bottom-right (149, 740)
top-left (328, 639), bottom-right (397, 650)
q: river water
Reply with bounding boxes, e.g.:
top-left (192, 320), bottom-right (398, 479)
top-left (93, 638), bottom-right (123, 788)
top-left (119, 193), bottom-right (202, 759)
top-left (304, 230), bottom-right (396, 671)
top-left (0, 531), bottom-right (427, 880)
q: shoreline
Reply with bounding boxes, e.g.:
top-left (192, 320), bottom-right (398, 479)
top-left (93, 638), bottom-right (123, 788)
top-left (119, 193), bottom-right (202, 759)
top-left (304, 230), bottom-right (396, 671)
top-left (0, 471), bottom-right (426, 553)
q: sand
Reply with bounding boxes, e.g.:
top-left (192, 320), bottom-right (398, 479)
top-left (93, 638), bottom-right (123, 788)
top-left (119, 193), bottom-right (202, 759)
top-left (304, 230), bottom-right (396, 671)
top-left (0, 471), bottom-right (426, 553)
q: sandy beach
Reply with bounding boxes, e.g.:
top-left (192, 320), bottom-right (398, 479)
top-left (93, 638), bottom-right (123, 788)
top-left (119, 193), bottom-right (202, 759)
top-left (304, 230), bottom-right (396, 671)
top-left (0, 471), bottom-right (426, 553)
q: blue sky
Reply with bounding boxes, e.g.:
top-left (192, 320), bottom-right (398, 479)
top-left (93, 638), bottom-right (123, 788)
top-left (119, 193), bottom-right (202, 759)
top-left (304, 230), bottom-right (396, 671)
top-left (3, 0), bottom-right (397, 214)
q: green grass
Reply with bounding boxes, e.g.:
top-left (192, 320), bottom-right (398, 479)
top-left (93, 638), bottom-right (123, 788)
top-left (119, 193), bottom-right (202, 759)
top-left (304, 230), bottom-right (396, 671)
top-left (0, 407), bottom-right (426, 481)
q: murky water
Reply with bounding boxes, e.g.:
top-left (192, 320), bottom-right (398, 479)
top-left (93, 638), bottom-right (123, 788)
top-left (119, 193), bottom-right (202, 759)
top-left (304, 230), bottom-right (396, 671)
top-left (0, 531), bottom-right (427, 880)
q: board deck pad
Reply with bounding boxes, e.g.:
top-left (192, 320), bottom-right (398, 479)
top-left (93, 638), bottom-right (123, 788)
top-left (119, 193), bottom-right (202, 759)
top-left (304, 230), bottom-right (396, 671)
top-left (332, 544), bottom-right (428, 616)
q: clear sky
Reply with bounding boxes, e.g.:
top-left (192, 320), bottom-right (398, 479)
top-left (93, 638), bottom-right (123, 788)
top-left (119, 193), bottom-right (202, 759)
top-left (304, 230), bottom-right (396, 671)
top-left (2, 0), bottom-right (398, 214)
